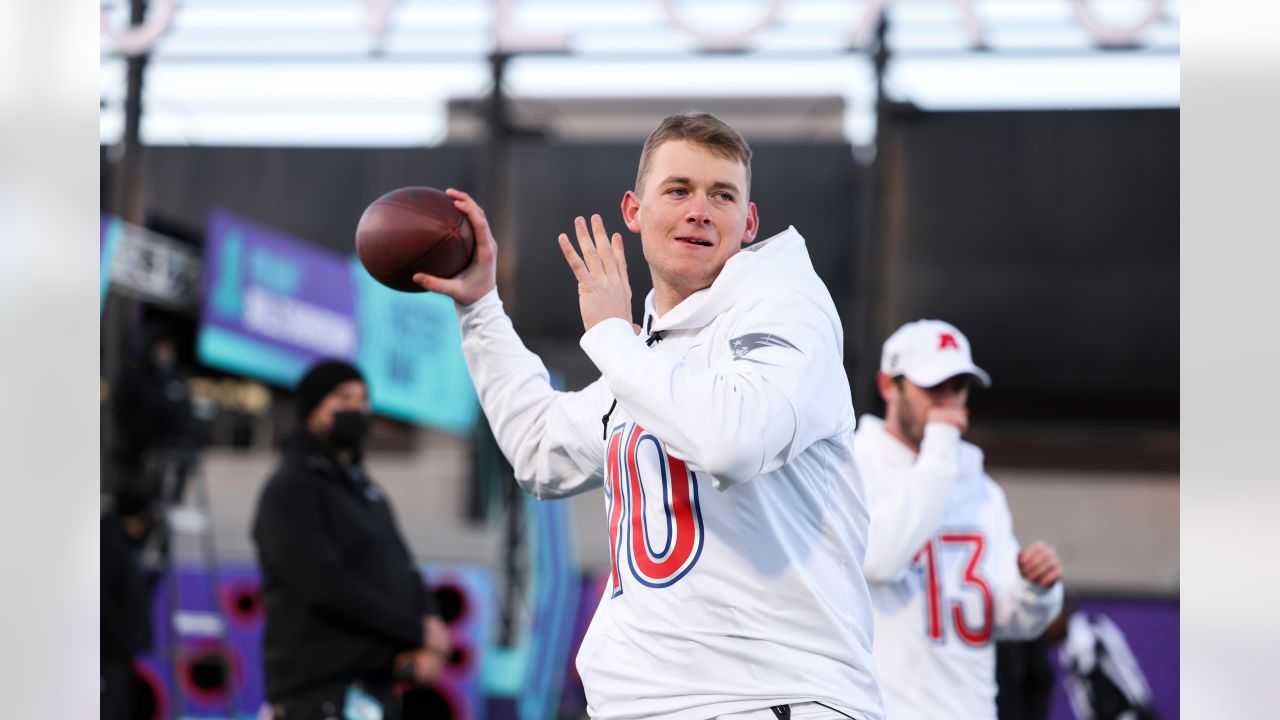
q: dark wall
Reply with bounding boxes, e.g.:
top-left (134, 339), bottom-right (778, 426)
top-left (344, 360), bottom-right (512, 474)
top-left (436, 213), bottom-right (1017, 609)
top-left (875, 109), bottom-right (1178, 427)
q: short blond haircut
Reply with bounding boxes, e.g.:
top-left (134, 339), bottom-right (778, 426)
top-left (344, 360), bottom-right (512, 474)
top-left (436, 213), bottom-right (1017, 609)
top-left (634, 111), bottom-right (753, 198)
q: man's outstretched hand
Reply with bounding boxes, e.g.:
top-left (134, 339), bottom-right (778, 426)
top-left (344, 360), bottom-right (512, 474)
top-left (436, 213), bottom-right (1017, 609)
top-left (558, 214), bottom-right (633, 333)
top-left (412, 188), bottom-right (497, 306)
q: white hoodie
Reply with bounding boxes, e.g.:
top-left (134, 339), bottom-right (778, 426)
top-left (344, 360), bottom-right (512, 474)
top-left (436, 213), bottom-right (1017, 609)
top-left (455, 227), bottom-right (883, 720)
top-left (855, 415), bottom-right (1063, 720)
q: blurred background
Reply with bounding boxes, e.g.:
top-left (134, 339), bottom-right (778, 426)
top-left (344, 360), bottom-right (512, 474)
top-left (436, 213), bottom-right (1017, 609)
top-left (98, 1), bottom-right (1178, 718)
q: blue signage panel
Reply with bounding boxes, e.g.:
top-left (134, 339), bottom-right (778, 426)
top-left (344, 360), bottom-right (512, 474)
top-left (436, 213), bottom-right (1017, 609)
top-left (197, 207), bottom-right (477, 432)
top-left (199, 208), bottom-right (358, 388)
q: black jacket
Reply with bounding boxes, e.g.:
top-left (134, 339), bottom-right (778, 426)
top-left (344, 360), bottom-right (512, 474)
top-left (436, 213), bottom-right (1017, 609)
top-left (111, 361), bottom-right (192, 470)
top-left (101, 514), bottom-right (153, 663)
top-left (251, 430), bottom-right (437, 702)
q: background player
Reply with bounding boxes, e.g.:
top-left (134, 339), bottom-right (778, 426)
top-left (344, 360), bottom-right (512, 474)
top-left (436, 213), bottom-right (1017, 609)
top-left (413, 111), bottom-right (884, 720)
top-left (855, 319), bottom-right (1063, 719)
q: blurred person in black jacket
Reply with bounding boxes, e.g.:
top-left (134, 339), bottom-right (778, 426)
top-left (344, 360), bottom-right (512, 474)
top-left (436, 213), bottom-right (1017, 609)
top-left (110, 322), bottom-right (193, 504)
top-left (252, 360), bottom-right (449, 720)
top-left (101, 488), bottom-right (154, 720)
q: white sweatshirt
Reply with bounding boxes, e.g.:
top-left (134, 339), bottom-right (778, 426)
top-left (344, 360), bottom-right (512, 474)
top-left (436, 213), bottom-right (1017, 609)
top-left (854, 416), bottom-right (1063, 720)
top-left (456, 227), bottom-right (883, 720)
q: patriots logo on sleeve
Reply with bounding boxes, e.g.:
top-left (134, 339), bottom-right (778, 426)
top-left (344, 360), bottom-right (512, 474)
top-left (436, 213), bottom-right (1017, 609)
top-left (729, 333), bottom-right (801, 366)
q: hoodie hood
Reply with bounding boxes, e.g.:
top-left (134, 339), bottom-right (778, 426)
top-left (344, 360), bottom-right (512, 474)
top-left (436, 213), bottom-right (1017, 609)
top-left (642, 226), bottom-right (831, 335)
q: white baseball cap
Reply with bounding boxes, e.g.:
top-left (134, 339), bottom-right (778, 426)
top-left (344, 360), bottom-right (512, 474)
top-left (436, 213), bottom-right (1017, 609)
top-left (880, 319), bottom-right (992, 389)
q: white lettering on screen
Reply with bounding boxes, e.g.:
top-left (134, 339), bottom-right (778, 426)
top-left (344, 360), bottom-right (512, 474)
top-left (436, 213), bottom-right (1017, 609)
top-left (243, 286), bottom-right (358, 358)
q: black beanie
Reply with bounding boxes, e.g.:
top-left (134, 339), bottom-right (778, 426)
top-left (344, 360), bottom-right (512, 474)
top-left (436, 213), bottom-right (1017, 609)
top-left (296, 359), bottom-right (365, 420)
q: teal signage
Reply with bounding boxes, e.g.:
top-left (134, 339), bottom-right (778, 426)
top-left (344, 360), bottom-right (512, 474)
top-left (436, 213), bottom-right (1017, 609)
top-left (351, 257), bottom-right (478, 434)
top-left (100, 214), bottom-right (125, 313)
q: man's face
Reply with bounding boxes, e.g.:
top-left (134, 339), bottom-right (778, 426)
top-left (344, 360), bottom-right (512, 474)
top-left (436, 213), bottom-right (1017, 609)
top-left (306, 379), bottom-right (370, 439)
top-left (622, 140), bottom-right (759, 304)
top-left (882, 373), bottom-right (971, 448)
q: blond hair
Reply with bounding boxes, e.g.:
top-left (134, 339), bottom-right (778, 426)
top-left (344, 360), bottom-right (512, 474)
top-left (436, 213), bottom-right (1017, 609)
top-left (635, 111), bottom-right (753, 197)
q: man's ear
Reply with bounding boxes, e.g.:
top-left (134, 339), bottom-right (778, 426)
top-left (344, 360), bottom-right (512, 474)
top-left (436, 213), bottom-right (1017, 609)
top-left (876, 371), bottom-right (895, 402)
top-left (740, 201), bottom-right (759, 246)
top-left (622, 191), bottom-right (642, 234)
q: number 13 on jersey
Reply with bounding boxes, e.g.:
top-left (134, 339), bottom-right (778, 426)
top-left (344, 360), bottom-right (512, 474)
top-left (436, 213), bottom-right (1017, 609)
top-left (605, 424), bottom-right (706, 596)
top-left (913, 532), bottom-right (994, 646)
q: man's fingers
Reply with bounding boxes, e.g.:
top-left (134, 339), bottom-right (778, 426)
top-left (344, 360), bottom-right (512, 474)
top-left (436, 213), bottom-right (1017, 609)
top-left (412, 272), bottom-right (462, 297)
top-left (445, 187), bottom-right (481, 217)
top-left (446, 187), bottom-right (495, 245)
top-left (446, 187), bottom-right (485, 224)
top-left (1035, 567), bottom-right (1063, 587)
top-left (1026, 563), bottom-right (1062, 587)
top-left (458, 200), bottom-right (492, 239)
top-left (445, 187), bottom-right (497, 270)
top-left (1019, 543), bottom-right (1055, 566)
top-left (421, 652), bottom-right (445, 683)
top-left (1022, 556), bottom-right (1056, 580)
top-left (426, 617), bottom-right (451, 654)
top-left (558, 234), bottom-right (590, 283)
top-left (574, 216), bottom-right (604, 275)
top-left (591, 214), bottom-right (619, 277)
top-left (412, 651), bottom-right (440, 684)
top-left (611, 232), bottom-right (628, 278)
top-left (1018, 548), bottom-right (1049, 571)
top-left (1019, 544), bottom-right (1062, 587)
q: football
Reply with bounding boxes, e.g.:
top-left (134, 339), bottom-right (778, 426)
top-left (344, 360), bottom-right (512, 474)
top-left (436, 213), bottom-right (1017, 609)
top-left (355, 186), bottom-right (475, 292)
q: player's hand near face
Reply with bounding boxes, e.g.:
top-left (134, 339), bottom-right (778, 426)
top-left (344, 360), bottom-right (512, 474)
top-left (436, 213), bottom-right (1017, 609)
top-left (411, 188), bottom-right (497, 306)
top-left (926, 406), bottom-right (969, 434)
top-left (1017, 540), bottom-right (1063, 589)
top-left (559, 214), bottom-right (633, 332)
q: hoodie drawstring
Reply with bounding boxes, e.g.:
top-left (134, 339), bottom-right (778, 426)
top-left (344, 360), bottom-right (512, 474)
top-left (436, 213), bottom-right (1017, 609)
top-left (601, 328), bottom-right (663, 439)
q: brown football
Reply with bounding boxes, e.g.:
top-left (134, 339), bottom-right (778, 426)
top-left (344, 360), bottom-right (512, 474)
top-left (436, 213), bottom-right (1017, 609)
top-left (355, 187), bottom-right (475, 292)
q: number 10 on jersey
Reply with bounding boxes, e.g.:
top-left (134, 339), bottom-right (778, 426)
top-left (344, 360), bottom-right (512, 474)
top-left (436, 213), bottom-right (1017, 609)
top-left (605, 424), bottom-right (706, 596)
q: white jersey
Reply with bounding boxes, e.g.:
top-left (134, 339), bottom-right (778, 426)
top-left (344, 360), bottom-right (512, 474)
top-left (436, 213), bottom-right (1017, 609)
top-left (456, 228), bottom-right (883, 720)
top-left (854, 416), bottom-right (1062, 720)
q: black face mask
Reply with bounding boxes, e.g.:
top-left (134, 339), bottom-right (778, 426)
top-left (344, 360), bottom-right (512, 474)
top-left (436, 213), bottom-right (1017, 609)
top-left (328, 410), bottom-right (370, 451)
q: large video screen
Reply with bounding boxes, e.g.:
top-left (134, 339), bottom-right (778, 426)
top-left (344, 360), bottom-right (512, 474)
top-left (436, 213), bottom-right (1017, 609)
top-left (197, 208), bottom-right (477, 433)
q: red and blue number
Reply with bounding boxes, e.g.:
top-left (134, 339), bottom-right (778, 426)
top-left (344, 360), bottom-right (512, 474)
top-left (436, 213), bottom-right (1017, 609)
top-left (605, 423), bottom-right (705, 596)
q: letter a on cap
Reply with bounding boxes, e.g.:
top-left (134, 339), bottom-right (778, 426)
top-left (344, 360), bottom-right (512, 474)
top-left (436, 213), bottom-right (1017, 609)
top-left (939, 333), bottom-right (960, 350)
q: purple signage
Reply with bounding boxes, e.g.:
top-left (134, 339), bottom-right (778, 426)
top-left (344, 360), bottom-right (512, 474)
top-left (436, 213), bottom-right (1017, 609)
top-left (199, 208), bottom-right (357, 387)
